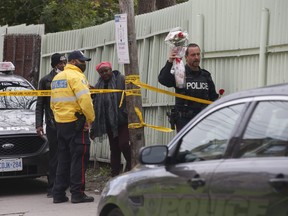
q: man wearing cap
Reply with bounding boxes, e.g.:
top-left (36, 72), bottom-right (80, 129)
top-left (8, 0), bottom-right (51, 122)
top-left (90, 61), bottom-right (131, 177)
top-left (36, 53), bottom-right (67, 198)
top-left (50, 50), bottom-right (95, 204)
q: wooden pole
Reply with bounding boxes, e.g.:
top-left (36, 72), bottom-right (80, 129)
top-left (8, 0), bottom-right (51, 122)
top-left (118, 0), bottom-right (145, 167)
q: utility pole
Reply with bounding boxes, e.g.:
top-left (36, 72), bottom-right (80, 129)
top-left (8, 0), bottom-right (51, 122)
top-left (118, 0), bottom-right (145, 167)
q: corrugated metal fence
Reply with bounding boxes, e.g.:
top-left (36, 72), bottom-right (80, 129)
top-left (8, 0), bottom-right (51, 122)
top-left (0, 24), bottom-right (44, 63)
top-left (16, 0), bottom-right (288, 162)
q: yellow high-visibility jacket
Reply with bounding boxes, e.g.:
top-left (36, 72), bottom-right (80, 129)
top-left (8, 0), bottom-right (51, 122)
top-left (50, 64), bottom-right (95, 123)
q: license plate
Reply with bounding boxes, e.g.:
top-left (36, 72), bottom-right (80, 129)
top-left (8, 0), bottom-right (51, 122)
top-left (0, 158), bottom-right (23, 172)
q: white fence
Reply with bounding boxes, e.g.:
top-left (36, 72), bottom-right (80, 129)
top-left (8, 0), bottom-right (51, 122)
top-left (35, 0), bottom-right (288, 162)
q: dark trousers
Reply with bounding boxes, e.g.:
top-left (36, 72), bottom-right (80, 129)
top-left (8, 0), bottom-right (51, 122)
top-left (46, 124), bottom-right (58, 193)
top-left (175, 107), bottom-right (200, 132)
top-left (107, 124), bottom-right (131, 176)
top-left (176, 117), bottom-right (191, 133)
top-left (53, 121), bottom-right (90, 199)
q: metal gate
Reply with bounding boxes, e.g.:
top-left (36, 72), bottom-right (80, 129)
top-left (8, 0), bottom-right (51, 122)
top-left (3, 34), bottom-right (41, 88)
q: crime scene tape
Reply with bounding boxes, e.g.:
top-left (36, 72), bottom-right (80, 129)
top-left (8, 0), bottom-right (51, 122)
top-left (0, 90), bottom-right (51, 97)
top-left (128, 107), bottom-right (173, 132)
top-left (125, 75), bottom-right (213, 105)
top-left (0, 76), bottom-right (213, 132)
top-left (0, 79), bottom-right (212, 105)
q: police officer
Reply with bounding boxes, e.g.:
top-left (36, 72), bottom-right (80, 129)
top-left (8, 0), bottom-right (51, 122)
top-left (50, 50), bottom-right (95, 204)
top-left (35, 53), bottom-right (67, 198)
top-left (158, 43), bottom-right (219, 132)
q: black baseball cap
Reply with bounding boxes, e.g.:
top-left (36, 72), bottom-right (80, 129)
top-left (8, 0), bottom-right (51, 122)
top-left (68, 50), bottom-right (91, 62)
top-left (51, 53), bottom-right (67, 67)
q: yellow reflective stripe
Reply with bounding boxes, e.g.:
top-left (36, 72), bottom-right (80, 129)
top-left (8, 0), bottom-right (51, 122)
top-left (75, 89), bottom-right (90, 99)
top-left (50, 96), bottom-right (77, 103)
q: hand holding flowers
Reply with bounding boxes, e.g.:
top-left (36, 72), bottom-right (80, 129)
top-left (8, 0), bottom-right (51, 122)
top-left (165, 28), bottom-right (189, 88)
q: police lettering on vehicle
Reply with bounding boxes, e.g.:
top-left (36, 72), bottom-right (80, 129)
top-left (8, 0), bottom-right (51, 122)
top-left (186, 82), bottom-right (208, 90)
top-left (149, 193), bottom-right (269, 216)
top-left (0, 127), bottom-right (29, 131)
top-left (51, 79), bottom-right (68, 89)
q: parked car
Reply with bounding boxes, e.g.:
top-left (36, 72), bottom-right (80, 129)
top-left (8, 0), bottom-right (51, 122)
top-left (97, 83), bottom-right (288, 216)
top-left (0, 62), bottom-right (49, 179)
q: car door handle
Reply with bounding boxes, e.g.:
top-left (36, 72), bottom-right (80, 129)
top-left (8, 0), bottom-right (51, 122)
top-left (188, 176), bottom-right (206, 190)
top-left (269, 174), bottom-right (288, 192)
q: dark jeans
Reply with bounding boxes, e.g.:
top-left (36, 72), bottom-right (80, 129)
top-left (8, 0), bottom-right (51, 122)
top-left (46, 124), bottom-right (58, 194)
top-left (107, 124), bottom-right (131, 176)
top-left (53, 121), bottom-right (90, 200)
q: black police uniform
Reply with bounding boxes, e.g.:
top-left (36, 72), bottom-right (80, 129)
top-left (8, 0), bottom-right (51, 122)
top-left (53, 120), bottom-right (90, 200)
top-left (158, 61), bottom-right (219, 132)
top-left (35, 69), bottom-right (58, 195)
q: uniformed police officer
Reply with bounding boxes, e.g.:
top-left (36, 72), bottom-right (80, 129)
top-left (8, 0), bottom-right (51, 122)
top-left (158, 43), bottom-right (219, 132)
top-left (50, 50), bottom-right (95, 204)
top-left (36, 53), bottom-right (67, 198)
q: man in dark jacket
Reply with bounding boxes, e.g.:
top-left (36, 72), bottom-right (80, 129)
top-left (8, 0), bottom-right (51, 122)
top-left (90, 61), bottom-right (131, 177)
top-left (35, 53), bottom-right (67, 197)
top-left (158, 43), bottom-right (219, 132)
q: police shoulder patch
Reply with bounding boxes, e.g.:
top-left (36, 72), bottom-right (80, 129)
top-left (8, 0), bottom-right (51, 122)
top-left (51, 79), bottom-right (68, 89)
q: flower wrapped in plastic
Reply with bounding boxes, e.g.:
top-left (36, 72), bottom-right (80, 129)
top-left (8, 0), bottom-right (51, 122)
top-left (218, 88), bottom-right (225, 98)
top-left (165, 28), bottom-right (189, 88)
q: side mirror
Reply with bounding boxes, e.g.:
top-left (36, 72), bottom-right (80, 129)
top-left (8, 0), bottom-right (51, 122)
top-left (139, 145), bottom-right (168, 165)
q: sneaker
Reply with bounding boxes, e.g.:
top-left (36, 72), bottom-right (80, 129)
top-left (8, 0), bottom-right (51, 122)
top-left (71, 194), bottom-right (94, 203)
top-left (53, 196), bottom-right (69, 204)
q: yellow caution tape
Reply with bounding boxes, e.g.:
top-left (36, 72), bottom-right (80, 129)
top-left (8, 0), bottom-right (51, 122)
top-left (90, 89), bottom-right (122, 94)
top-left (125, 89), bottom-right (141, 96)
top-left (136, 81), bottom-right (212, 105)
top-left (0, 90), bottom-right (51, 96)
top-left (125, 75), bottom-right (213, 105)
top-left (125, 75), bottom-right (140, 85)
top-left (128, 107), bottom-right (173, 132)
top-left (119, 91), bottom-right (125, 108)
top-left (0, 80), bottom-right (212, 105)
top-left (0, 76), bottom-right (211, 133)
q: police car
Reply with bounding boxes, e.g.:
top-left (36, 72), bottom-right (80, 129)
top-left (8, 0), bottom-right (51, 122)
top-left (0, 62), bottom-right (49, 179)
top-left (97, 83), bottom-right (288, 216)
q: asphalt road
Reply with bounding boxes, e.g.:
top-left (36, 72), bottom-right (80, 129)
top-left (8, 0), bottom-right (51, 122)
top-left (0, 177), bottom-right (100, 216)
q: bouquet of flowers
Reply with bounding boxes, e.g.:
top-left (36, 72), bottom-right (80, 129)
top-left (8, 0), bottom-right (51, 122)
top-left (165, 28), bottom-right (189, 88)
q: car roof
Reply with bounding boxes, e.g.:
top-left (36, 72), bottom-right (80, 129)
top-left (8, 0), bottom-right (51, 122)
top-left (214, 83), bottom-right (288, 106)
top-left (0, 73), bottom-right (30, 82)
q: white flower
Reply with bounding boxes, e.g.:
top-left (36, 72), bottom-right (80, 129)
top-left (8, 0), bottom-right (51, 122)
top-left (165, 29), bottom-right (188, 47)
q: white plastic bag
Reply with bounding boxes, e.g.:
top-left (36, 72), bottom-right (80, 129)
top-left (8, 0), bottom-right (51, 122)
top-left (173, 59), bottom-right (186, 88)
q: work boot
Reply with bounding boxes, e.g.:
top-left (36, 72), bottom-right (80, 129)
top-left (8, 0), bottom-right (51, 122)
top-left (71, 193), bottom-right (94, 204)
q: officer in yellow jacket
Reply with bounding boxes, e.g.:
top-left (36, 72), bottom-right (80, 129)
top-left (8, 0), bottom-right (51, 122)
top-left (50, 50), bottom-right (95, 204)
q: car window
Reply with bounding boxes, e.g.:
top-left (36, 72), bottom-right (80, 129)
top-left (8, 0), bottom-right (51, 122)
top-left (0, 81), bottom-right (36, 110)
top-left (239, 101), bottom-right (288, 158)
top-left (177, 103), bottom-right (245, 163)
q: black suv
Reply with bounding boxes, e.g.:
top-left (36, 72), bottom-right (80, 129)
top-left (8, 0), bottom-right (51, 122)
top-left (0, 62), bottom-right (49, 179)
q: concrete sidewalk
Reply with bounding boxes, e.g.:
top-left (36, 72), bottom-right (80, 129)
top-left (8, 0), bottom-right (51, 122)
top-left (0, 191), bottom-right (100, 216)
